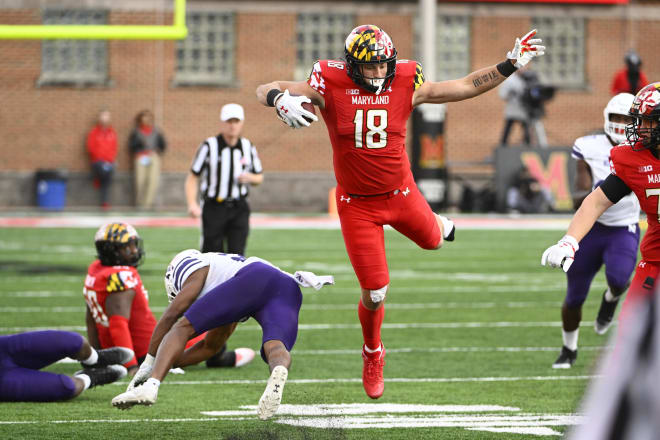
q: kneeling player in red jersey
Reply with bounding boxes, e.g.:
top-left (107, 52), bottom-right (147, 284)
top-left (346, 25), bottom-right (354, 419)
top-left (542, 83), bottom-right (660, 323)
top-left (257, 25), bottom-right (545, 398)
top-left (83, 223), bottom-right (254, 374)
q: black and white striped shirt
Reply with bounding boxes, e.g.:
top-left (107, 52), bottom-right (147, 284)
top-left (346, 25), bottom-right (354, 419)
top-left (191, 135), bottom-right (263, 201)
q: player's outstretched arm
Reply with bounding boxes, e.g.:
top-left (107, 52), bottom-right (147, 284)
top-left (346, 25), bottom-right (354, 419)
top-left (256, 81), bottom-right (324, 107)
top-left (413, 30), bottom-right (544, 106)
top-left (256, 80), bottom-right (323, 128)
top-left (541, 187), bottom-right (613, 272)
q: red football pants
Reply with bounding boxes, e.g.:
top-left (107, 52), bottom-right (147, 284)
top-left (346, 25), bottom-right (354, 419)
top-left (336, 174), bottom-right (442, 290)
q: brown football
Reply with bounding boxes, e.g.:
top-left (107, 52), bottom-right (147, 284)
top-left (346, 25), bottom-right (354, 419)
top-left (301, 101), bottom-right (317, 122)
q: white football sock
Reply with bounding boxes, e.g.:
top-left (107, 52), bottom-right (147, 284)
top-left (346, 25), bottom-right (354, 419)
top-left (146, 378), bottom-right (161, 388)
top-left (562, 329), bottom-right (579, 351)
top-left (81, 348), bottom-right (98, 366)
top-left (604, 287), bottom-right (619, 302)
top-left (76, 373), bottom-right (91, 391)
top-left (364, 344), bottom-right (382, 353)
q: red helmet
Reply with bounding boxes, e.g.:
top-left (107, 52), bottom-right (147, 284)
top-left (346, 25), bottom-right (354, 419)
top-left (626, 82), bottom-right (660, 151)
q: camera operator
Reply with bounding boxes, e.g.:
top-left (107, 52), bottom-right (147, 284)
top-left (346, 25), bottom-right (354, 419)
top-left (520, 70), bottom-right (556, 147)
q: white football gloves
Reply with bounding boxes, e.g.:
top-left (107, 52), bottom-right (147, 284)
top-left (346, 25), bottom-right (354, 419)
top-left (507, 29), bottom-right (545, 69)
top-left (275, 90), bottom-right (318, 129)
top-left (127, 353), bottom-right (154, 390)
top-left (541, 235), bottom-right (579, 273)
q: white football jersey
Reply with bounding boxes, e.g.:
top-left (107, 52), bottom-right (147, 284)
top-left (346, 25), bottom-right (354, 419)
top-left (572, 134), bottom-right (640, 226)
top-left (198, 253), bottom-right (274, 299)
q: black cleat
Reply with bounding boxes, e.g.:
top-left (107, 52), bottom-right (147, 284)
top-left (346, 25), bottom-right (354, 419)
top-left (552, 346), bottom-right (577, 369)
top-left (76, 365), bottom-right (127, 388)
top-left (439, 215), bottom-right (455, 242)
top-left (595, 290), bottom-right (621, 335)
top-left (82, 346), bottom-right (134, 368)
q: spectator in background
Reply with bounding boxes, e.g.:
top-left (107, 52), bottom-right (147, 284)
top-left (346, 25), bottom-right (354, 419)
top-left (499, 72), bottom-right (531, 146)
top-left (506, 167), bottom-right (553, 213)
top-left (86, 109), bottom-right (117, 210)
top-left (129, 110), bottom-right (166, 209)
top-left (611, 50), bottom-right (649, 96)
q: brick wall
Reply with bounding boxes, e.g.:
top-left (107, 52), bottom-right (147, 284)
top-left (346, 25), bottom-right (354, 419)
top-left (0, 1), bottom-right (659, 209)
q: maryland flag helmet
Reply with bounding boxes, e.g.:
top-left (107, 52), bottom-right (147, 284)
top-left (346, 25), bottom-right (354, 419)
top-left (94, 222), bottom-right (144, 267)
top-left (626, 82), bottom-right (660, 151)
top-left (344, 24), bottom-right (397, 94)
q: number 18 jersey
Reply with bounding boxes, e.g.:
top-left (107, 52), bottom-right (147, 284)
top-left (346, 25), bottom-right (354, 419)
top-left (307, 59), bottom-right (423, 195)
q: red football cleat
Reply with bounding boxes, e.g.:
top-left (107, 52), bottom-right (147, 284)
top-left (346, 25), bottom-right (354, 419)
top-left (362, 343), bottom-right (385, 399)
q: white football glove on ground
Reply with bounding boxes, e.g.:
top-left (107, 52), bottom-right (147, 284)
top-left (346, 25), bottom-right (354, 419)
top-left (127, 353), bottom-right (154, 391)
top-left (541, 235), bottom-right (579, 272)
top-left (275, 90), bottom-right (318, 129)
top-left (507, 29), bottom-right (545, 68)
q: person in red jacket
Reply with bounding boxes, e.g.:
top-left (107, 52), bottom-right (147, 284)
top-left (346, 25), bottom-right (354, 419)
top-left (611, 51), bottom-right (649, 96)
top-left (86, 110), bottom-right (118, 209)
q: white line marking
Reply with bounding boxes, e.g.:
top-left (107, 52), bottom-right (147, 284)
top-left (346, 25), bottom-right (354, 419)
top-left (0, 291), bottom-right (78, 298)
top-left (130, 375), bottom-right (598, 386)
top-left (0, 321), bottom-right (604, 333)
top-left (0, 300), bottom-right (581, 313)
top-left (292, 346), bottom-right (606, 355)
top-left (202, 403), bottom-right (521, 416)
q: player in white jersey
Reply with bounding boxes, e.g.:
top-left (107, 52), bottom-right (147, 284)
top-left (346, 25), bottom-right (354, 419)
top-left (111, 250), bottom-right (333, 419)
top-left (552, 93), bottom-right (641, 368)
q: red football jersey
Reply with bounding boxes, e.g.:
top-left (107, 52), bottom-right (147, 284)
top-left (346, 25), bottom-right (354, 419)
top-left (610, 144), bottom-right (660, 262)
top-left (308, 59), bottom-right (423, 195)
top-left (83, 260), bottom-right (157, 359)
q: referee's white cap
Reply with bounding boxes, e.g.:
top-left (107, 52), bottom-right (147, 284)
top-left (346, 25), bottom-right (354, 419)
top-left (220, 103), bottom-right (244, 121)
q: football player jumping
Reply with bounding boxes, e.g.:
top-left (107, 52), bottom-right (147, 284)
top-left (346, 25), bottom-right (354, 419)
top-left (256, 24), bottom-right (544, 398)
top-left (111, 250), bottom-right (333, 419)
top-left (543, 83), bottom-right (660, 325)
top-left (551, 94), bottom-right (640, 369)
top-left (84, 223), bottom-right (254, 374)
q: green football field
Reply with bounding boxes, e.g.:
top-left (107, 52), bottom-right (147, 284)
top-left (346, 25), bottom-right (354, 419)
top-left (0, 226), bottom-right (610, 439)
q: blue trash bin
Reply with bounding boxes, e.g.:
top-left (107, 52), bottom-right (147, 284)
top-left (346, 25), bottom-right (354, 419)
top-left (35, 169), bottom-right (67, 210)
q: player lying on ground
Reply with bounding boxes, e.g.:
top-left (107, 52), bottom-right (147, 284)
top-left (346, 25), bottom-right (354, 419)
top-left (0, 330), bottom-right (132, 402)
top-left (551, 93), bottom-right (641, 369)
top-left (542, 82), bottom-right (660, 325)
top-left (256, 24), bottom-right (544, 399)
top-left (84, 223), bottom-right (255, 374)
top-left (111, 250), bottom-right (333, 419)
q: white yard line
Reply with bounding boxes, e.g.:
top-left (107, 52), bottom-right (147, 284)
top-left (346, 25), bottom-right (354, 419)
top-left (131, 375), bottom-right (599, 386)
top-left (0, 321), bottom-right (602, 333)
top-left (0, 418), bottom-right (219, 425)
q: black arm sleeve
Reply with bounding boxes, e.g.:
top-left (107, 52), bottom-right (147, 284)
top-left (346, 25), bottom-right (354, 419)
top-left (599, 174), bottom-right (632, 204)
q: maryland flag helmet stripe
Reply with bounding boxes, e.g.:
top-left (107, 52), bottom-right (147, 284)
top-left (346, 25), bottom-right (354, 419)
top-left (94, 222), bottom-right (144, 267)
top-left (626, 82), bottom-right (660, 151)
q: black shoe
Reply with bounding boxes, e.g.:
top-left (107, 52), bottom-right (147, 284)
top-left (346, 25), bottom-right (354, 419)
top-left (75, 365), bottom-right (127, 388)
top-left (82, 347), bottom-right (134, 368)
top-left (206, 349), bottom-right (237, 368)
top-left (439, 215), bottom-right (455, 242)
top-left (552, 346), bottom-right (577, 369)
top-left (595, 290), bottom-right (621, 335)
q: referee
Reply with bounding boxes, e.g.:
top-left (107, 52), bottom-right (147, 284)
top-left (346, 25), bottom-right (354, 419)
top-left (185, 103), bottom-right (263, 255)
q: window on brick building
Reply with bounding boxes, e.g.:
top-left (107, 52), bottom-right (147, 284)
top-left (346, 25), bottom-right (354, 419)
top-left (531, 17), bottom-right (585, 88)
top-left (295, 13), bottom-right (354, 80)
top-left (174, 11), bottom-right (235, 86)
top-left (434, 15), bottom-right (471, 81)
top-left (39, 9), bottom-right (108, 86)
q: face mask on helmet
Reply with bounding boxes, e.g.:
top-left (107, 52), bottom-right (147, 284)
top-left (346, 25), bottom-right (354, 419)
top-left (164, 249), bottom-right (209, 303)
top-left (94, 223), bottom-right (144, 267)
top-left (344, 25), bottom-right (397, 95)
top-left (604, 93), bottom-right (635, 145)
top-left (626, 82), bottom-right (660, 151)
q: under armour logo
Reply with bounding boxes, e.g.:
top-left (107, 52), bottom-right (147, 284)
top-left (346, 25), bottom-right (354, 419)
top-left (402, 187), bottom-right (410, 197)
top-left (340, 195), bottom-right (351, 203)
top-left (274, 384), bottom-right (280, 393)
top-left (279, 105), bottom-right (288, 114)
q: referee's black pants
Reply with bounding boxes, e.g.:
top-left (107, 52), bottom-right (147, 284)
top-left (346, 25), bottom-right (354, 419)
top-left (201, 198), bottom-right (250, 255)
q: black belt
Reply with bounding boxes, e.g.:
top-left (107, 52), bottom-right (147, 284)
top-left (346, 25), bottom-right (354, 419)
top-left (348, 187), bottom-right (407, 201)
top-left (205, 197), bottom-right (244, 206)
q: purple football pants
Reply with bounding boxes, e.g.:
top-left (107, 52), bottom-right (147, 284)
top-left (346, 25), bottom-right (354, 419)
top-left (185, 262), bottom-right (303, 362)
top-left (565, 222), bottom-right (640, 308)
top-left (0, 330), bottom-right (83, 402)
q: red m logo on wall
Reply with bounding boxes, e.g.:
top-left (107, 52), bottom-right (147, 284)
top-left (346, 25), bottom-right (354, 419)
top-left (520, 152), bottom-right (572, 211)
